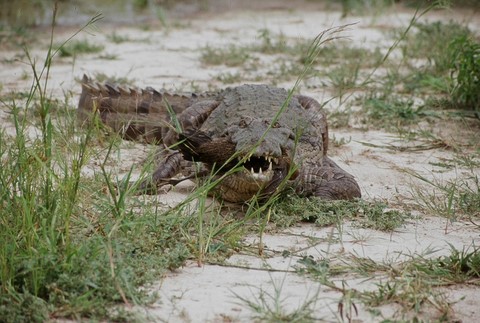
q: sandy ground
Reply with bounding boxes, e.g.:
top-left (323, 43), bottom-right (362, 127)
top-left (1, 2), bottom-right (480, 322)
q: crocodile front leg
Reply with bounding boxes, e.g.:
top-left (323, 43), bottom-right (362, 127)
top-left (137, 150), bottom-right (186, 193)
top-left (139, 100), bottom-right (222, 193)
top-left (295, 156), bottom-right (361, 200)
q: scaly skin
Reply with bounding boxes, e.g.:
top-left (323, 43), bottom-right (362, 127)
top-left (78, 75), bottom-right (361, 202)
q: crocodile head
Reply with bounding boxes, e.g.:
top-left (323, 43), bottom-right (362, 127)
top-left (179, 116), bottom-right (300, 202)
top-left (229, 116), bottom-right (296, 171)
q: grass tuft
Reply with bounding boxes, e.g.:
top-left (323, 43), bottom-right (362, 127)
top-left (200, 44), bottom-right (251, 67)
top-left (58, 39), bottom-right (104, 57)
top-left (233, 275), bottom-right (320, 322)
top-left (270, 193), bottom-right (409, 231)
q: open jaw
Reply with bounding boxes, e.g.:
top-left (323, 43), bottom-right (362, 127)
top-left (237, 155), bottom-right (281, 181)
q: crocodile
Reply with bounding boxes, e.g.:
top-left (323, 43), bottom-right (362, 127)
top-left (78, 75), bottom-right (361, 202)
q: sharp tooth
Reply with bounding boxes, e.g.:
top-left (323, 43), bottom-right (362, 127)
top-left (273, 158), bottom-right (278, 164)
top-left (268, 162), bottom-right (272, 171)
top-left (259, 168), bottom-right (263, 175)
top-left (251, 167), bottom-right (255, 175)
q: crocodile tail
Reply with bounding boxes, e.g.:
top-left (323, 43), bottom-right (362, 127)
top-left (77, 74), bottom-right (210, 144)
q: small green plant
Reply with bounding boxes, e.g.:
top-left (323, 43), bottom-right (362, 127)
top-left (357, 246), bottom-right (480, 319)
top-left (200, 44), bottom-right (251, 67)
top-left (296, 256), bottom-right (332, 281)
top-left (409, 169), bottom-right (480, 221)
top-left (107, 32), bottom-right (131, 44)
top-left (400, 21), bottom-right (472, 74)
top-left (133, 0), bottom-right (149, 10)
top-left (254, 29), bottom-right (300, 55)
top-left (449, 35), bottom-right (480, 116)
top-left (301, 44), bottom-right (383, 69)
top-left (98, 53), bottom-right (119, 60)
top-left (361, 96), bottom-right (430, 128)
top-left (337, 0), bottom-right (396, 17)
top-left (233, 275), bottom-right (321, 322)
top-left (216, 71), bottom-right (242, 84)
top-left (270, 194), bottom-right (409, 231)
top-left (327, 62), bottom-right (360, 99)
top-left (0, 26), bottom-right (34, 49)
top-left (58, 39), bottom-right (104, 57)
top-left (92, 72), bottom-right (136, 85)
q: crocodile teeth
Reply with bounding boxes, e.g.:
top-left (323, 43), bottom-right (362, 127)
top-left (268, 162), bottom-right (272, 171)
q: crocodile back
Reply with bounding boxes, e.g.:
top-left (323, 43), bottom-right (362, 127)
top-left (77, 75), bottom-right (212, 144)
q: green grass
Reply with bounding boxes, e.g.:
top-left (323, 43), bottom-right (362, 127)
top-left (216, 71), bottom-right (243, 84)
top-left (270, 194), bottom-right (409, 231)
top-left (58, 39), bottom-right (104, 57)
top-left (0, 9), bottom-right (186, 321)
top-left (336, 0), bottom-right (396, 17)
top-left (409, 168), bottom-right (480, 221)
top-left (348, 17), bottom-right (480, 134)
top-left (107, 32), bottom-right (131, 44)
top-left (450, 35), bottom-right (480, 115)
top-left (356, 246), bottom-right (480, 319)
top-left (0, 26), bottom-right (34, 50)
top-left (293, 245), bottom-right (480, 321)
top-left (200, 44), bottom-right (251, 67)
top-left (388, 20), bottom-right (478, 114)
top-left (91, 72), bottom-right (136, 85)
top-left (233, 275), bottom-right (320, 322)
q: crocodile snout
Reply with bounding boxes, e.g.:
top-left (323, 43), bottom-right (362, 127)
top-left (228, 119), bottom-right (295, 161)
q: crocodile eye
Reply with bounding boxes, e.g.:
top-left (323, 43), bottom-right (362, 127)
top-left (239, 120), bottom-right (248, 128)
top-left (272, 122), bottom-right (280, 128)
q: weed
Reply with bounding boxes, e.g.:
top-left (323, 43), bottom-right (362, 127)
top-left (233, 275), bottom-right (321, 322)
top-left (393, 20), bottom-right (480, 117)
top-left (270, 194), bottom-right (409, 231)
top-left (356, 245), bottom-right (480, 319)
top-left (200, 44), bottom-right (251, 67)
top-left (330, 134), bottom-right (352, 147)
top-left (326, 62), bottom-right (360, 100)
top-left (58, 40), bottom-right (104, 57)
top-left (98, 53), bottom-right (119, 60)
top-left (327, 109), bottom-right (352, 129)
top-left (0, 26), bottom-right (34, 49)
top-left (361, 96), bottom-right (432, 128)
top-left (92, 72), bottom-right (136, 85)
top-left (450, 35), bottom-right (480, 116)
top-left (296, 256), bottom-right (332, 281)
top-left (335, 0), bottom-right (396, 17)
top-left (408, 168), bottom-right (480, 221)
top-left (302, 44), bottom-right (383, 69)
top-left (0, 7), bottom-right (191, 321)
top-left (266, 60), bottom-right (306, 83)
top-left (133, 0), bottom-right (149, 10)
top-left (254, 29), bottom-right (308, 55)
top-left (216, 71), bottom-right (242, 84)
top-left (107, 32), bottom-right (131, 44)
top-left (400, 21), bottom-right (472, 74)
